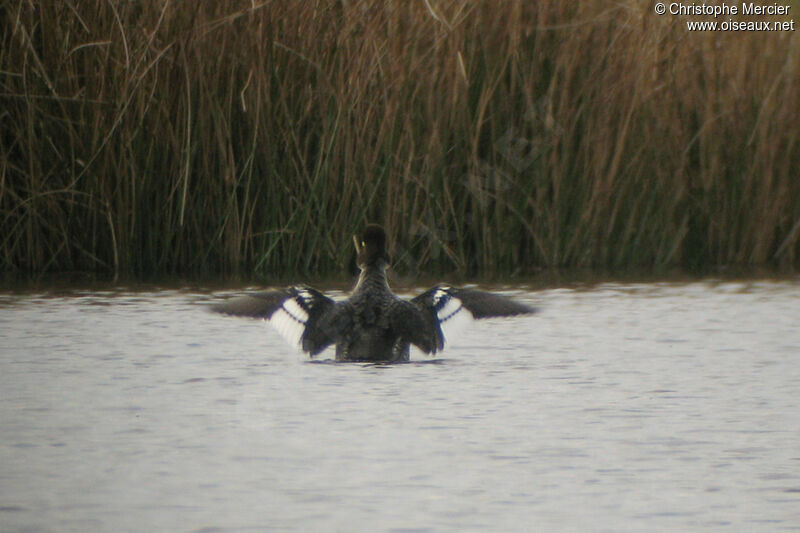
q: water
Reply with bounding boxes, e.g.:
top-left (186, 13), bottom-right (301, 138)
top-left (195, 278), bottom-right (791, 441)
top-left (1, 280), bottom-right (799, 532)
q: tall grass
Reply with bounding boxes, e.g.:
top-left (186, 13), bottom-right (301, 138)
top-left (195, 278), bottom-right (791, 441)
top-left (2, 1), bottom-right (799, 279)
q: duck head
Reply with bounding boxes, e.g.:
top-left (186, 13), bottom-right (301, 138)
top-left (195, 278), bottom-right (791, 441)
top-left (353, 224), bottom-right (390, 269)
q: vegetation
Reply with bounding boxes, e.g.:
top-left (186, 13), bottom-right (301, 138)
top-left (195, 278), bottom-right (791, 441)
top-left (2, 1), bottom-right (799, 280)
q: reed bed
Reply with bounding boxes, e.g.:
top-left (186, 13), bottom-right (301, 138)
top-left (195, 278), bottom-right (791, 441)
top-left (2, 1), bottom-right (799, 279)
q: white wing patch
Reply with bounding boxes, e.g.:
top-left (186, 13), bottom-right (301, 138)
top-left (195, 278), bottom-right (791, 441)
top-left (267, 296), bottom-right (309, 349)
top-left (282, 298), bottom-right (309, 323)
top-left (433, 287), bottom-right (474, 347)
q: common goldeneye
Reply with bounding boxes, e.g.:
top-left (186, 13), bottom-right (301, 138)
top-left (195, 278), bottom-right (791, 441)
top-left (212, 224), bottom-right (535, 362)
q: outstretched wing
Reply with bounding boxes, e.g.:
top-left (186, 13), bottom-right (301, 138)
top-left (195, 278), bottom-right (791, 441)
top-left (433, 286), bottom-right (536, 318)
top-left (210, 286), bottom-right (336, 355)
top-left (410, 284), bottom-right (536, 351)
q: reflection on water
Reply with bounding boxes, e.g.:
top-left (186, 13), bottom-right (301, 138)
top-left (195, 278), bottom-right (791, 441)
top-left (1, 280), bottom-right (799, 532)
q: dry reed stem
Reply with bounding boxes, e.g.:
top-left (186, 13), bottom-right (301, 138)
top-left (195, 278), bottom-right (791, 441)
top-left (1, 0), bottom-right (799, 279)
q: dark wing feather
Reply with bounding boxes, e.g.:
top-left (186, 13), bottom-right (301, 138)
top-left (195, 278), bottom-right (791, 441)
top-left (387, 299), bottom-right (439, 354)
top-left (442, 286), bottom-right (536, 318)
top-left (210, 286), bottom-right (336, 355)
top-left (210, 291), bottom-right (290, 318)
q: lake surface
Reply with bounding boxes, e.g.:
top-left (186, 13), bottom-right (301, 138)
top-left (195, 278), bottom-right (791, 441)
top-left (1, 280), bottom-right (799, 532)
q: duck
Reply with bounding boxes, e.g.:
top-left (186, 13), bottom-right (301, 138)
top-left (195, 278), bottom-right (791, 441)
top-left (211, 224), bottom-right (536, 362)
